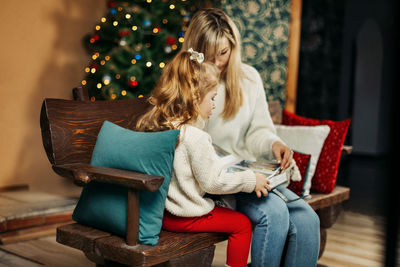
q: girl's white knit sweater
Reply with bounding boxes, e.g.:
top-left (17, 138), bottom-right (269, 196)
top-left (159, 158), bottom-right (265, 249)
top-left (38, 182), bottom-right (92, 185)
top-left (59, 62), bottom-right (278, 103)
top-left (165, 124), bottom-right (256, 217)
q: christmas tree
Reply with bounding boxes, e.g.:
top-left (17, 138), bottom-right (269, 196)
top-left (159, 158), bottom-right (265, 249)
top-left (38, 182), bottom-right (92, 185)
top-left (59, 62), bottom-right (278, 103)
top-left (81, 0), bottom-right (197, 101)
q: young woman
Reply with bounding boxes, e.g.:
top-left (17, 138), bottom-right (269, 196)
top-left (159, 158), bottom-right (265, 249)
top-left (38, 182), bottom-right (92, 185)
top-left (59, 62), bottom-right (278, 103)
top-left (180, 8), bottom-right (320, 267)
top-left (136, 49), bottom-right (271, 267)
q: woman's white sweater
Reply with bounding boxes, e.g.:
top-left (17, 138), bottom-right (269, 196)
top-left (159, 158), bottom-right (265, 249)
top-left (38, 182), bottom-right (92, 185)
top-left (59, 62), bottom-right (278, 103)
top-left (205, 64), bottom-right (283, 161)
top-left (165, 124), bottom-right (256, 217)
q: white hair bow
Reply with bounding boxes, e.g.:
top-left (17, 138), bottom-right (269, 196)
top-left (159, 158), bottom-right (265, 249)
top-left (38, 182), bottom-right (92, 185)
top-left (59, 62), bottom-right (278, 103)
top-left (188, 48), bottom-right (204, 63)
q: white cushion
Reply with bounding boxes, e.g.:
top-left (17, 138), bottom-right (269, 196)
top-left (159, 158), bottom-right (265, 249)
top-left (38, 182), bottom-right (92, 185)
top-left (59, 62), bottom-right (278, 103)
top-left (275, 125), bottom-right (330, 196)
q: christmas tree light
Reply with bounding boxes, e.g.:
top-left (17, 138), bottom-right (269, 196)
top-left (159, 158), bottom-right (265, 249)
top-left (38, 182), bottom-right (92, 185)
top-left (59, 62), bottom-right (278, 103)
top-left (81, 0), bottom-right (198, 101)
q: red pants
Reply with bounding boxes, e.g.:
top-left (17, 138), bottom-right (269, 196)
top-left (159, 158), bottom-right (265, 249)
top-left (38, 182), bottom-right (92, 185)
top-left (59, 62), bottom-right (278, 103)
top-left (162, 206), bottom-right (251, 267)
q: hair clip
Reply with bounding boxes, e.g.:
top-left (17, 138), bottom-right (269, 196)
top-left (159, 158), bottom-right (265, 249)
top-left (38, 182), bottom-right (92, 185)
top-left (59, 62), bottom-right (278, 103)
top-left (188, 48), bottom-right (204, 63)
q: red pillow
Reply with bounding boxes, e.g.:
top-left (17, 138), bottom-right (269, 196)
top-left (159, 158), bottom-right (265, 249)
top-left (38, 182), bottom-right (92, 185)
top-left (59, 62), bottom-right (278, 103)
top-left (283, 110), bottom-right (350, 193)
top-left (288, 151), bottom-right (311, 196)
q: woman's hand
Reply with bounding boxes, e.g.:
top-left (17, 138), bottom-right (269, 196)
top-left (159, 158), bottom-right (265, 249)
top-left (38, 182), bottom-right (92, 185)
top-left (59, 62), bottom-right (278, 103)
top-left (254, 172), bottom-right (271, 198)
top-left (272, 141), bottom-right (293, 170)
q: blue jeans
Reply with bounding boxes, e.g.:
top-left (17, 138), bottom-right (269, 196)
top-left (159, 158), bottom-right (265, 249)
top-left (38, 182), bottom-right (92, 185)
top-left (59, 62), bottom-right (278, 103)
top-left (236, 186), bottom-right (320, 267)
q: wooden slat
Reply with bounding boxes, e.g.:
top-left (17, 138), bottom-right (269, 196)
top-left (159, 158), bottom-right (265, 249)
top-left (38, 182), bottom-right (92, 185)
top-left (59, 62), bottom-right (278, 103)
top-left (0, 248), bottom-right (42, 267)
top-left (0, 235), bottom-right (92, 267)
top-left (56, 223), bottom-right (112, 254)
top-left (57, 223), bottom-right (227, 267)
top-left (285, 0), bottom-right (303, 113)
top-left (0, 191), bottom-right (76, 233)
top-left (0, 184), bottom-right (29, 193)
top-left (40, 98), bottom-right (150, 166)
top-left (268, 100), bottom-right (283, 124)
top-left (53, 163), bottom-right (164, 191)
top-left (317, 212), bottom-right (385, 267)
top-left (0, 222), bottom-right (72, 245)
top-left (307, 186), bottom-right (350, 210)
top-left (96, 231), bottom-right (227, 266)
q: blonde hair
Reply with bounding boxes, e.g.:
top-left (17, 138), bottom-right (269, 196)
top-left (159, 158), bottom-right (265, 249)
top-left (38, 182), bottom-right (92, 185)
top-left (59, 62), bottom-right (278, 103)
top-left (182, 8), bottom-right (243, 119)
top-left (136, 50), bottom-right (220, 132)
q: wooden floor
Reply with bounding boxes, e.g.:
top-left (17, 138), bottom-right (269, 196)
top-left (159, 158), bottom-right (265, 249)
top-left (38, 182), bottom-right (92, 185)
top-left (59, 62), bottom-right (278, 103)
top-left (212, 211), bottom-right (387, 267)
top-left (0, 210), bottom-right (392, 267)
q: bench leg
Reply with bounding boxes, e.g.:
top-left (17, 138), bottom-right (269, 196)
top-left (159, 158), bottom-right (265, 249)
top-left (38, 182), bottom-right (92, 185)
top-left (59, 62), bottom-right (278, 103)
top-left (317, 203), bottom-right (343, 259)
top-left (156, 245), bottom-right (216, 267)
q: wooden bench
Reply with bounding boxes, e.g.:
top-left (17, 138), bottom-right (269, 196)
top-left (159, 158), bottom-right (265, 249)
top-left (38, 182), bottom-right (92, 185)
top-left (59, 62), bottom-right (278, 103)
top-left (39, 87), bottom-right (349, 266)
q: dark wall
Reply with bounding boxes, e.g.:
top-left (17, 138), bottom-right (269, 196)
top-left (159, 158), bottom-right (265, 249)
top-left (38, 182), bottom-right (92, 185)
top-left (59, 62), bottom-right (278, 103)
top-left (296, 0), bottom-right (345, 121)
top-left (296, 0), bottom-right (395, 156)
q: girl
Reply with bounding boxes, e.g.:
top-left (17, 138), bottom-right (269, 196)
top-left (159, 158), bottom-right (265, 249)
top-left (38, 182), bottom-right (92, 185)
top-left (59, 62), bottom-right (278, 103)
top-left (136, 49), bottom-right (270, 267)
top-left (179, 8), bottom-right (321, 267)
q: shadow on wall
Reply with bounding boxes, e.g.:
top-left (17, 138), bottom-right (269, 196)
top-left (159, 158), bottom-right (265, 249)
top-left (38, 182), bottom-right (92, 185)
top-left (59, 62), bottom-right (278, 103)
top-left (11, 0), bottom-right (106, 196)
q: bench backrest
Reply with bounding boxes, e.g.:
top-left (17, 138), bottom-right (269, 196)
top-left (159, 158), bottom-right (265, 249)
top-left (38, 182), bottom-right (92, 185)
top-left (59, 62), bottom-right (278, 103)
top-left (40, 98), bottom-right (150, 166)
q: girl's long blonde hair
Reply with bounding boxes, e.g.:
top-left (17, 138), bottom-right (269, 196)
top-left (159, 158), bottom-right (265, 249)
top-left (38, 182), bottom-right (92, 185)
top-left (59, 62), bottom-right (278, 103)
top-left (136, 50), bottom-right (220, 132)
top-left (182, 8), bottom-right (243, 119)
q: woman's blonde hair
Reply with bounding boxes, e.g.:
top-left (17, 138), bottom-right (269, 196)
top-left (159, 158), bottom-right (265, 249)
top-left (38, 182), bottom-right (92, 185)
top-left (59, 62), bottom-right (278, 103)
top-left (136, 50), bottom-right (220, 132)
top-left (182, 8), bottom-right (243, 119)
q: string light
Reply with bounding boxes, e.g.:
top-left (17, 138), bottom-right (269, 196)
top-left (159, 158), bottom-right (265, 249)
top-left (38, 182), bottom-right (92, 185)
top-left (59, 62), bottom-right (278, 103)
top-left (129, 80), bottom-right (138, 87)
top-left (85, 1), bottom-right (192, 100)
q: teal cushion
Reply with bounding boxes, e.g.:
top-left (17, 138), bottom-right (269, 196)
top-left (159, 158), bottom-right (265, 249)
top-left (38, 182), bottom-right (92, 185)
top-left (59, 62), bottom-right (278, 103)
top-left (72, 121), bottom-right (179, 245)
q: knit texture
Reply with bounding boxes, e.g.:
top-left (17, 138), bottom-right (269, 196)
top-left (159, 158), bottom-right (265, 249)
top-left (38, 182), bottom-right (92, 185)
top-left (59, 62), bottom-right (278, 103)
top-left (205, 64), bottom-right (283, 161)
top-left (165, 124), bottom-right (256, 217)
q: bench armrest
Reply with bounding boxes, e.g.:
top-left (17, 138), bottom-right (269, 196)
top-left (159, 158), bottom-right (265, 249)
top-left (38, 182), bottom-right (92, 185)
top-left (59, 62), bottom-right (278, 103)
top-left (52, 163), bottom-right (164, 192)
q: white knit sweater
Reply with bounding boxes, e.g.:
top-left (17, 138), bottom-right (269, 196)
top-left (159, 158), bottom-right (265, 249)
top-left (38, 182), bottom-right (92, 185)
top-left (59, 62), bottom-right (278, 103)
top-left (165, 124), bottom-right (256, 217)
top-left (205, 64), bottom-right (283, 161)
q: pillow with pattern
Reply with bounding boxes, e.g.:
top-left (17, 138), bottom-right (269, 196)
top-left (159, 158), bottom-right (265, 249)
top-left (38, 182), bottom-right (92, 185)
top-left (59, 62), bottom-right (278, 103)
top-left (283, 110), bottom-right (350, 193)
top-left (275, 124), bottom-right (330, 196)
top-left (288, 151), bottom-right (312, 196)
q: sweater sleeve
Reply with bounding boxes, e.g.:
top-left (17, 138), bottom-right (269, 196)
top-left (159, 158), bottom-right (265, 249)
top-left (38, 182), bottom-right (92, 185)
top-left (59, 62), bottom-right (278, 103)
top-left (244, 67), bottom-right (284, 159)
top-left (185, 129), bottom-right (256, 194)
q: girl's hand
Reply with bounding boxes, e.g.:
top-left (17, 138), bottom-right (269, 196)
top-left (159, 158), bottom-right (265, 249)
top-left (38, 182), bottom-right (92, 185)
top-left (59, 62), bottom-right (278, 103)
top-left (254, 172), bottom-right (271, 198)
top-left (272, 141), bottom-right (293, 170)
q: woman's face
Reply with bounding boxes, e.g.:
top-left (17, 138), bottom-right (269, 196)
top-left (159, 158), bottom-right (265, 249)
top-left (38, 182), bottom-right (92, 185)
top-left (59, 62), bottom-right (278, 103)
top-left (211, 36), bottom-right (231, 71)
top-left (198, 88), bottom-right (217, 119)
